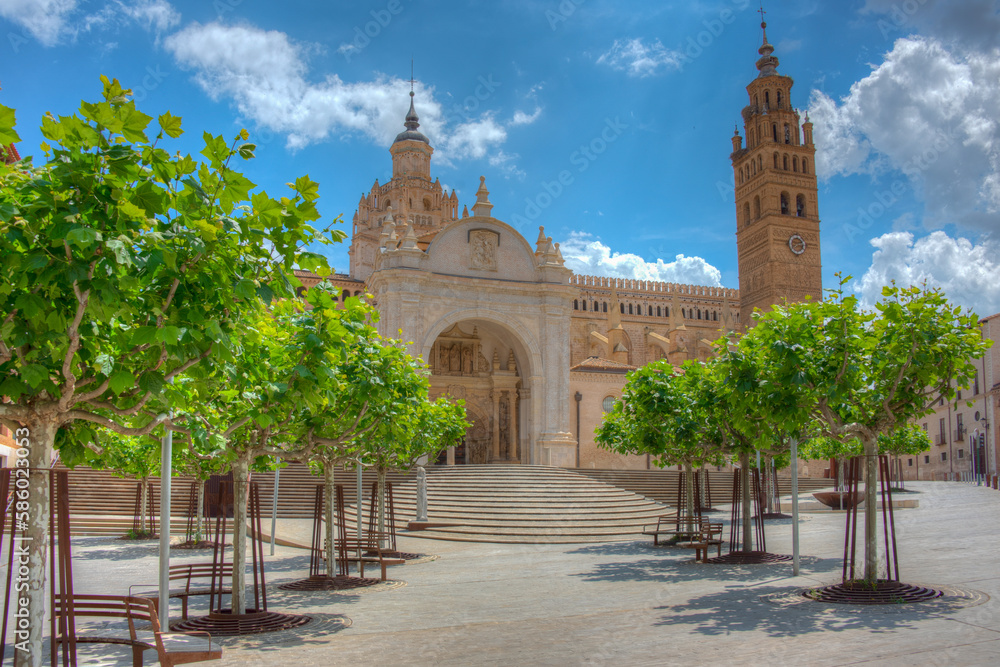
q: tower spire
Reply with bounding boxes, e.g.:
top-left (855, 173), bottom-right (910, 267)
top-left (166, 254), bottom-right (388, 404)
top-left (755, 3), bottom-right (779, 77)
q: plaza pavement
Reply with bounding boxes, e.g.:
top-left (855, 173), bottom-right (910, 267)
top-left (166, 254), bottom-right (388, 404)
top-left (30, 481), bottom-right (1000, 666)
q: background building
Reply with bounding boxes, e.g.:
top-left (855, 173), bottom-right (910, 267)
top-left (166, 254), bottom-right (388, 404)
top-left (297, 24), bottom-right (824, 469)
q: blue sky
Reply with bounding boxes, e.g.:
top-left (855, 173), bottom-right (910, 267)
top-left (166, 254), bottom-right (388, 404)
top-left (2, 0), bottom-right (999, 314)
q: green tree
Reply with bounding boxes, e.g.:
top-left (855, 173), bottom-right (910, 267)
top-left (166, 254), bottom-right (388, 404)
top-left (303, 302), bottom-right (440, 575)
top-left (84, 433), bottom-right (163, 536)
top-left (878, 423), bottom-right (931, 489)
top-left (596, 360), bottom-right (724, 532)
top-left (0, 78), bottom-right (334, 659)
top-left (747, 279), bottom-right (991, 583)
top-left (173, 287), bottom-right (360, 613)
top-left (800, 436), bottom-right (862, 492)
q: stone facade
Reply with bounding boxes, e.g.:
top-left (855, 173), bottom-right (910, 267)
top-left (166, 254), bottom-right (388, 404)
top-left (295, 27), bottom-right (824, 470)
top-left (899, 313), bottom-right (1000, 480)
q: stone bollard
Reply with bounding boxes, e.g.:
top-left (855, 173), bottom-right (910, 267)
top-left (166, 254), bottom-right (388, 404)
top-left (416, 466), bottom-right (428, 522)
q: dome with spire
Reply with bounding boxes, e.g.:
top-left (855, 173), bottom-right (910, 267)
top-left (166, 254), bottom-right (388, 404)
top-left (393, 91), bottom-right (430, 145)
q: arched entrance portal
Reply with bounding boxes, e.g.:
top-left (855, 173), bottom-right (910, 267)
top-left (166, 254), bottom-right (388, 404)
top-left (426, 321), bottom-right (525, 464)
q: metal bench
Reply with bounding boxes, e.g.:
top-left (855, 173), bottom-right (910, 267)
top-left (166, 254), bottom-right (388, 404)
top-left (679, 521), bottom-right (725, 562)
top-left (140, 562), bottom-right (232, 620)
top-left (335, 532), bottom-right (405, 581)
top-left (53, 594), bottom-right (221, 666)
top-left (641, 515), bottom-right (698, 545)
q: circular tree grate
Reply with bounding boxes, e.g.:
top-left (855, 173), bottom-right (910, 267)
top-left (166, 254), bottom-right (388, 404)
top-left (703, 551), bottom-right (793, 564)
top-left (803, 580), bottom-right (944, 605)
top-left (278, 575), bottom-right (382, 592)
top-left (171, 609), bottom-right (311, 636)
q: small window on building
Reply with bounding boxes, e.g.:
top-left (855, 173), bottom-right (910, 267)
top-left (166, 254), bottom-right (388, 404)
top-left (802, 159), bottom-right (809, 174)
top-left (907, 459), bottom-right (913, 467)
top-left (620, 303), bottom-right (625, 314)
top-left (780, 192), bottom-right (790, 215)
top-left (342, 289), bottom-right (350, 300)
top-left (574, 300), bottom-right (579, 310)
top-left (664, 307), bottom-right (669, 318)
top-left (593, 301), bottom-right (598, 311)
top-left (628, 304), bottom-right (633, 315)
top-left (657, 306), bottom-right (662, 317)
top-left (603, 302), bottom-right (608, 313)
top-left (958, 449), bottom-right (964, 459)
top-left (941, 452), bottom-right (947, 462)
top-left (796, 194), bottom-right (806, 217)
top-left (924, 455), bottom-right (930, 464)
top-left (602, 396), bottom-right (616, 413)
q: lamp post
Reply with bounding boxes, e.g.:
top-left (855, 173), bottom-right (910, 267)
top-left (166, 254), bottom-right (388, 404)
top-left (981, 416), bottom-right (990, 481)
top-left (574, 392), bottom-right (582, 468)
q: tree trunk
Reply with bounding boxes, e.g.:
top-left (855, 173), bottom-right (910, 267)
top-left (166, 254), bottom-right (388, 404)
top-left (323, 465), bottom-right (336, 578)
top-left (683, 463), bottom-right (695, 533)
top-left (15, 418), bottom-right (57, 667)
top-left (863, 439), bottom-right (879, 583)
top-left (195, 478), bottom-right (205, 542)
top-left (377, 468), bottom-right (387, 550)
top-left (230, 457), bottom-right (250, 614)
top-left (740, 452), bottom-right (752, 553)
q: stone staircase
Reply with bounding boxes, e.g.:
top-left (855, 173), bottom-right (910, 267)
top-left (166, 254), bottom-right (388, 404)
top-left (59, 463), bottom-right (836, 543)
top-left (379, 465), bottom-right (672, 544)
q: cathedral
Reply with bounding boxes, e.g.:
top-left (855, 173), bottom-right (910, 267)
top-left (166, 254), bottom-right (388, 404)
top-left (296, 21), bottom-right (823, 470)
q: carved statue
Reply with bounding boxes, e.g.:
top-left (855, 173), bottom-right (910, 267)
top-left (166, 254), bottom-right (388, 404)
top-left (463, 346), bottom-right (473, 374)
top-left (449, 344), bottom-right (461, 372)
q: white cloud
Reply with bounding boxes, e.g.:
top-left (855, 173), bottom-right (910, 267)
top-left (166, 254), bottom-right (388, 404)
top-left (560, 232), bottom-right (723, 286)
top-left (854, 230), bottom-right (1000, 316)
top-left (511, 107), bottom-right (541, 126)
top-left (808, 36), bottom-right (1000, 231)
top-left (597, 38), bottom-right (682, 78)
top-left (0, 0), bottom-right (77, 46)
top-left (165, 21), bottom-right (512, 162)
top-left (1, 0), bottom-right (179, 45)
top-left (117, 0), bottom-right (180, 33)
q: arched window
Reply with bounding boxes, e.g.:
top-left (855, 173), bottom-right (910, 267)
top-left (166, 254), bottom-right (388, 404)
top-left (776, 90), bottom-right (783, 108)
top-left (574, 300), bottom-right (579, 310)
top-left (713, 311), bottom-right (718, 321)
top-left (593, 301), bottom-right (598, 311)
top-left (628, 304), bottom-right (633, 315)
top-left (384, 199), bottom-right (390, 210)
top-left (758, 155), bottom-right (763, 171)
top-left (753, 195), bottom-right (761, 218)
top-left (793, 156), bottom-right (799, 172)
top-left (752, 161), bottom-right (756, 176)
top-left (620, 303), bottom-right (625, 314)
top-left (784, 124), bottom-right (791, 144)
top-left (743, 202), bottom-right (751, 227)
top-left (354, 290), bottom-right (361, 296)
top-left (603, 302), bottom-right (608, 313)
top-left (773, 153), bottom-right (779, 169)
top-left (295, 286), bottom-right (306, 298)
top-left (423, 197), bottom-right (431, 210)
top-left (783, 154), bottom-right (789, 170)
top-left (764, 91), bottom-right (770, 108)
top-left (342, 289), bottom-right (350, 300)
top-left (802, 159), bottom-right (808, 174)
top-left (772, 124), bottom-right (778, 142)
top-left (650, 305), bottom-right (656, 316)
top-left (796, 194), bottom-right (806, 217)
top-left (582, 300), bottom-right (587, 311)
top-left (697, 310), bottom-right (702, 320)
top-left (780, 192), bottom-right (790, 215)
top-left (657, 306), bottom-right (662, 317)
top-left (754, 95), bottom-right (759, 108)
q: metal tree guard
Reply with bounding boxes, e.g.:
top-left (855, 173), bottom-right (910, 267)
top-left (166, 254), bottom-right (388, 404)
top-left (1, 468), bottom-right (75, 667)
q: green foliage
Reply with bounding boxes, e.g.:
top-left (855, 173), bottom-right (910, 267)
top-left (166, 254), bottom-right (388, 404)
top-left (878, 423), bottom-right (931, 456)
top-left (0, 76), bottom-right (339, 454)
top-left (595, 359), bottom-right (725, 469)
top-left (746, 277), bottom-right (991, 450)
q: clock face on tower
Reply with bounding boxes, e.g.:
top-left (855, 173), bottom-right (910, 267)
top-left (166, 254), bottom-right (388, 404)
top-left (788, 234), bottom-right (806, 255)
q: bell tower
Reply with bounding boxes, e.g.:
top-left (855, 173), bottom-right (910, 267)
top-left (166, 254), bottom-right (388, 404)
top-left (731, 13), bottom-right (822, 326)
